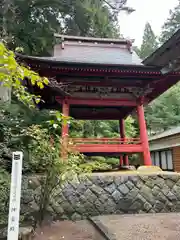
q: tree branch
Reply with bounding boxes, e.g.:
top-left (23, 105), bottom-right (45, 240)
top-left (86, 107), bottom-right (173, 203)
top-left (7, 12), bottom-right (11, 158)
top-left (102, 0), bottom-right (127, 10)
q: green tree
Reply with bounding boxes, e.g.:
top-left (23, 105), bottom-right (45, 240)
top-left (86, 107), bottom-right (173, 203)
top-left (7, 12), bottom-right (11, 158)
top-left (1, 0), bottom-right (122, 55)
top-left (0, 42), bottom-right (48, 105)
top-left (63, 0), bottom-right (120, 38)
top-left (70, 117), bottom-right (137, 138)
top-left (145, 83), bottom-right (180, 134)
top-left (1, 0), bottom-right (64, 55)
top-left (160, 1), bottom-right (180, 43)
top-left (135, 22), bottom-right (158, 60)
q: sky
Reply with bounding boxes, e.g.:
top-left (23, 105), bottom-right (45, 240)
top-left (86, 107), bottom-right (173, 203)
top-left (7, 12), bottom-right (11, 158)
top-left (119, 0), bottom-right (178, 47)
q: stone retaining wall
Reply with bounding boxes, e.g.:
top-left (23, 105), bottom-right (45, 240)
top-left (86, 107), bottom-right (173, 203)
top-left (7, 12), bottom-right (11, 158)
top-left (21, 172), bottom-right (180, 221)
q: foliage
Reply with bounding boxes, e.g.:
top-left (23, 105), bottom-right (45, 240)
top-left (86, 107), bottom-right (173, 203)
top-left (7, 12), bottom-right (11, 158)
top-left (134, 22), bottom-right (159, 60)
top-left (70, 116), bottom-right (137, 138)
top-left (79, 156), bottom-right (119, 172)
top-left (1, 0), bottom-right (63, 55)
top-left (145, 2), bottom-right (180, 135)
top-left (133, 19), bottom-right (180, 135)
top-left (25, 124), bottom-right (87, 225)
top-left (63, 0), bottom-right (120, 38)
top-left (0, 42), bottom-right (48, 106)
top-left (1, 0), bottom-right (123, 56)
top-left (145, 83), bottom-right (180, 134)
top-left (160, 1), bottom-right (180, 43)
top-left (0, 169), bottom-right (10, 225)
top-left (79, 160), bottom-right (112, 172)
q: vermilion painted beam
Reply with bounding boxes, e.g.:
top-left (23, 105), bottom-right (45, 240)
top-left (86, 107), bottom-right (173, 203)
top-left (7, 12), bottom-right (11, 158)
top-left (73, 144), bottom-right (143, 153)
top-left (61, 100), bottom-right (69, 160)
top-left (137, 103), bottom-right (152, 166)
top-left (56, 97), bottom-right (137, 107)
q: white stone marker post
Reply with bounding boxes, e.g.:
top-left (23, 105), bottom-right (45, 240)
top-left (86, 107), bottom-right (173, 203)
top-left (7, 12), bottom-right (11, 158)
top-left (7, 151), bottom-right (23, 240)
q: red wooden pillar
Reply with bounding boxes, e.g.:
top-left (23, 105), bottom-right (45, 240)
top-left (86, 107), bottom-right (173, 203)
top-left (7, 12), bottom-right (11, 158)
top-left (61, 99), bottom-right (69, 160)
top-left (137, 102), bottom-right (152, 166)
top-left (119, 119), bottom-right (129, 166)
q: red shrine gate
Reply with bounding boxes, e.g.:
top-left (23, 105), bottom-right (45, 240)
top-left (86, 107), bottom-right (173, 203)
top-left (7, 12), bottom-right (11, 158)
top-left (18, 34), bottom-right (180, 166)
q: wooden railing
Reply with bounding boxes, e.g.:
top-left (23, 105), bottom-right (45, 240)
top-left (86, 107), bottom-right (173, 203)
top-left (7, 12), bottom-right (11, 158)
top-left (71, 138), bottom-right (141, 145)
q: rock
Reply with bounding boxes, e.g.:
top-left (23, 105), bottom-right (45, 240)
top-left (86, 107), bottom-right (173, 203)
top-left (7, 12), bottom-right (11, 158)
top-left (0, 228), bottom-right (7, 240)
top-left (76, 183), bottom-right (87, 195)
top-left (154, 200), bottom-right (164, 212)
top-left (152, 185), bottom-right (161, 197)
top-left (112, 190), bottom-right (123, 203)
top-left (75, 203), bottom-right (87, 215)
top-left (27, 176), bottom-right (41, 190)
top-left (51, 204), bottom-right (64, 215)
top-left (155, 177), bottom-right (166, 188)
top-left (161, 184), bottom-right (171, 196)
top-left (71, 213), bottom-right (82, 221)
top-left (157, 192), bottom-right (168, 204)
top-left (104, 183), bottom-right (116, 194)
top-left (118, 184), bottom-right (129, 195)
top-left (129, 200), bottom-right (143, 212)
top-left (86, 192), bottom-right (97, 204)
top-left (62, 186), bottom-right (75, 199)
top-left (98, 194), bottom-right (109, 204)
top-left (19, 226), bottom-right (34, 240)
top-left (126, 187), bottom-right (139, 200)
top-left (165, 179), bottom-right (176, 188)
top-left (126, 181), bottom-right (135, 190)
top-left (166, 191), bottom-right (178, 201)
top-left (117, 197), bottom-right (133, 212)
top-left (21, 189), bottom-right (34, 204)
top-left (94, 199), bottom-right (104, 213)
top-left (0, 226), bottom-right (33, 240)
top-left (7, 173), bottom-right (180, 223)
top-left (172, 184), bottom-right (180, 199)
top-left (103, 199), bottom-right (116, 214)
top-left (83, 189), bottom-right (97, 203)
top-left (143, 202), bottom-right (152, 211)
top-left (90, 184), bottom-right (103, 196)
top-left (61, 202), bottom-right (74, 214)
top-left (140, 185), bottom-right (155, 205)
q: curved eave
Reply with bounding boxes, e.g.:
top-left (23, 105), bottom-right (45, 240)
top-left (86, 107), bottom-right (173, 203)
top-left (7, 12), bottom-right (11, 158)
top-left (16, 53), bottom-right (165, 76)
top-left (16, 53), bottom-right (180, 119)
top-left (143, 29), bottom-right (180, 68)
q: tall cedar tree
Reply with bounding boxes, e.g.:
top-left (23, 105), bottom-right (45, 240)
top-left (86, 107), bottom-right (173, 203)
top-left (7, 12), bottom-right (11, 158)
top-left (138, 22), bottom-right (158, 60)
top-left (160, 0), bottom-right (180, 43)
top-left (145, 2), bottom-right (180, 135)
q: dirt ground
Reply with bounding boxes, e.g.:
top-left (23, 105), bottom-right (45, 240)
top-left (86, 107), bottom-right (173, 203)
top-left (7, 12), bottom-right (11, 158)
top-left (33, 213), bottom-right (180, 240)
top-left (33, 220), bottom-right (105, 240)
top-left (93, 213), bottom-right (180, 240)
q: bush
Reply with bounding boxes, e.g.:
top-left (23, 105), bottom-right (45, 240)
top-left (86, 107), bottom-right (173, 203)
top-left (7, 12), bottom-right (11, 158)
top-left (0, 169), bottom-right (10, 225)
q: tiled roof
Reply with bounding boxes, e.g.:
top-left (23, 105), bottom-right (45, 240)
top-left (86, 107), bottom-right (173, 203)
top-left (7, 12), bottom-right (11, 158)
top-left (143, 28), bottom-right (180, 68)
top-left (53, 34), bottom-right (143, 66)
top-left (149, 126), bottom-right (180, 141)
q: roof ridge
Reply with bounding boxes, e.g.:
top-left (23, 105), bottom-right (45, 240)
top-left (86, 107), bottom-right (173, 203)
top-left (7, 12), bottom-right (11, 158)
top-left (149, 125), bottom-right (180, 141)
top-left (54, 33), bottom-right (134, 45)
